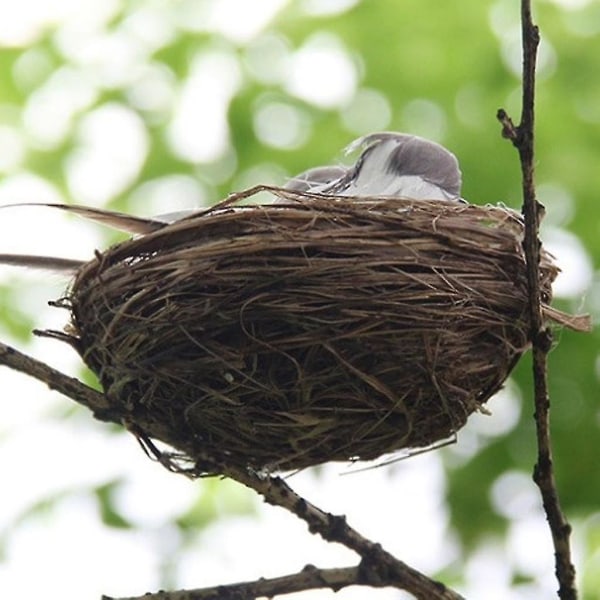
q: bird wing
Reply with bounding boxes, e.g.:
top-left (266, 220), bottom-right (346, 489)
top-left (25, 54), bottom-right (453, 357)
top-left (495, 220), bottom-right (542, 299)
top-left (285, 165), bottom-right (348, 193)
top-left (326, 132), bottom-right (462, 200)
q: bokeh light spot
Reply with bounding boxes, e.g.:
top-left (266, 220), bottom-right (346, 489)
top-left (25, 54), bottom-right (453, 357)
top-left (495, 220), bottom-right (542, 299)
top-left (341, 87), bottom-right (392, 135)
top-left (125, 63), bottom-right (177, 117)
top-left (541, 226), bottom-right (593, 298)
top-left (244, 33), bottom-right (291, 85)
top-left (253, 101), bottom-right (311, 150)
top-left (401, 98), bottom-right (447, 141)
top-left (128, 175), bottom-right (209, 218)
top-left (65, 103), bottom-right (149, 205)
top-left (454, 83), bottom-right (486, 129)
top-left (167, 50), bottom-right (242, 163)
top-left (468, 383), bottom-right (522, 438)
top-left (176, 0), bottom-right (288, 43)
top-left (12, 47), bottom-right (56, 93)
top-left (22, 66), bottom-right (98, 149)
top-left (285, 33), bottom-right (358, 109)
top-left (537, 183), bottom-right (575, 226)
top-left (0, 126), bottom-right (26, 172)
top-left (491, 470), bottom-right (540, 520)
top-left (300, 0), bottom-right (360, 17)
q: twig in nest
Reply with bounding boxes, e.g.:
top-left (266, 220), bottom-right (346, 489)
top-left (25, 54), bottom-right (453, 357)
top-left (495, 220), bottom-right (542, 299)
top-left (497, 1), bottom-right (578, 598)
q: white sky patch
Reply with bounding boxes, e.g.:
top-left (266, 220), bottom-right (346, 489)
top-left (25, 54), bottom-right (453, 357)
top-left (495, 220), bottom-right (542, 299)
top-left (454, 83), bottom-right (487, 129)
top-left (0, 173), bottom-right (102, 265)
top-left (176, 0), bottom-right (289, 43)
top-left (574, 89), bottom-right (600, 123)
top-left (464, 540), bottom-right (513, 598)
top-left (55, 29), bottom-right (149, 89)
top-left (489, 0), bottom-right (561, 81)
top-left (12, 47), bottom-right (56, 93)
top-left (547, 0), bottom-right (593, 8)
top-left (0, 493), bottom-right (161, 600)
top-left (467, 383), bottom-right (522, 438)
top-left (488, 0), bottom-right (520, 39)
top-left (585, 274), bottom-right (600, 326)
top-left (176, 455), bottom-right (456, 593)
top-left (111, 466), bottom-right (199, 528)
top-left (563, 8), bottom-right (600, 37)
top-left (167, 50), bottom-right (242, 163)
top-left (301, 0), bottom-right (360, 17)
top-left (65, 103), bottom-right (149, 206)
top-left (490, 470), bottom-right (540, 520)
top-left (120, 4), bottom-right (178, 52)
top-left (0, 0), bottom-right (119, 46)
top-left (200, 147), bottom-right (240, 186)
top-left (128, 174), bottom-right (209, 218)
top-left (507, 514), bottom-right (555, 579)
top-left (0, 172), bottom-right (62, 209)
top-left (0, 423), bottom-right (129, 532)
top-left (125, 62), bottom-right (177, 117)
top-left (444, 381), bottom-right (522, 467)
top-left (0, 368), bottom-right (55, 431)
top-left (53, 4), bottom-right (176, 87)
top-left (0, 125), bottom-right (26, 172)
top-left (285, 33), bottom-right (358, 109)
top-left (444, 427), bottom-right (482, 466)
top-left (232, 163), bottom-right (288, 202)
top-left (341, 87), bottom-right (392, 135)
top-left (497, 27), bottom-right (557, 80)
top-left (244, 33), bottom-right (292, 85)
top-left (22, 66), bottom-right (98, 149)
top-left (537, 182), bottom-right (575, 226)
top-left (253, 101), bottom-right (311, 150)
top-left (401, 98), bottom-right (448, 141)
top-left (542, 226), bottom-right (594, 298)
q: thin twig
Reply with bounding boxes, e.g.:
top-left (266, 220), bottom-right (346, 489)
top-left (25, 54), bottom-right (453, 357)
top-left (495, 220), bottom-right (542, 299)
top-left (102, 563), bottom-right (448, 600)
top-left (497, 1), bottom-right (577, 598)
top-left (102, 566), bottom-right (363, 600)
top-left (0, 340), bottom-right (464, 600)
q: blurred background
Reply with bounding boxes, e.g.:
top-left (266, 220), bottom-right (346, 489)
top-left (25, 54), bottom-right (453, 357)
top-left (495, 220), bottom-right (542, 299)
top-left (0, 1), bottom-right (598, 598)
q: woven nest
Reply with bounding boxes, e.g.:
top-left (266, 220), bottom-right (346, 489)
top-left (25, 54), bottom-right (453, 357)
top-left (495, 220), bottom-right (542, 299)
top-left (60, 187), bottom-right (567, 474)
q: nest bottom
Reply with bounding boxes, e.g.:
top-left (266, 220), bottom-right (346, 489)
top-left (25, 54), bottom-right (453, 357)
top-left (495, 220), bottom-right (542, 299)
top-left (65, 194), bottom-right (556, 474)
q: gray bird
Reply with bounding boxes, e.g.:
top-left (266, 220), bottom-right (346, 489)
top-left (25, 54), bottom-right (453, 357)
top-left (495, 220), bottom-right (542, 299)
top-left (285, 132), bottom-right (462, 201)
top-left (0, 132), bottom-right (463, 272)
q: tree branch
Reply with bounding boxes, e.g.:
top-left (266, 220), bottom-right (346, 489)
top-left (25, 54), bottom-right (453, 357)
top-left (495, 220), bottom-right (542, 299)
top-left (0, 339), bottom-right (463, 600)
top-left (497, 1), bottom-right (577, 598)
top-left (0, 341), bottom-right (111, 416)
top-left (196, 469), bottom-right (464, 600)
top-left (102, 566), bottom-right (363, 600)
top-left (102, 563), bottom-right (444, 600)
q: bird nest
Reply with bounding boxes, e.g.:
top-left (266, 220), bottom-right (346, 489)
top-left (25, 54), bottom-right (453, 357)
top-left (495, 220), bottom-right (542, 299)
top-left (56, 186), bottom-right (572, 474)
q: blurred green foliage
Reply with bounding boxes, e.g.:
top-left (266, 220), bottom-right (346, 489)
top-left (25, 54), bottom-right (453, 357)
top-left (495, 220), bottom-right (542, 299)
top-left (0, 0), bottom-right (598, 597)
top-left (176, 477), bottom-right (256, 531)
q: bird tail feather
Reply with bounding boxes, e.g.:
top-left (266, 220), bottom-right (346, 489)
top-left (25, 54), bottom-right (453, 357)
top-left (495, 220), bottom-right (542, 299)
top-left (0, 254), bottom-right (85, 273)
top-left (0, 202), bottom-right (167, 235)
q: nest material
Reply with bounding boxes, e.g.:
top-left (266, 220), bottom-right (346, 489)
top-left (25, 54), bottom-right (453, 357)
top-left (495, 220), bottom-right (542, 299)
top-left (64, 188), bottom-right (561, 474)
